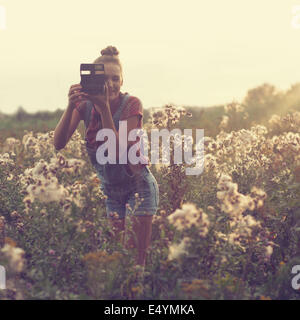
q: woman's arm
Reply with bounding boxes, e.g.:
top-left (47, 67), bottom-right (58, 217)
top-left (54, 83), bottom-right (88, 150)
top-left (53, 104), bottom-right (82, 150)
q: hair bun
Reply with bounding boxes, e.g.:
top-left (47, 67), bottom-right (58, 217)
top-left (101, 46), bottom-right (119, 56)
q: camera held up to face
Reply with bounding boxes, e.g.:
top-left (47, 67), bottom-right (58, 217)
top-left (80, 63), bottom-right (106, 95)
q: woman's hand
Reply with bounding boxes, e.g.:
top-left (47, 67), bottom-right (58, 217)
top-left (85, 82), bottom-right (110, 114)
top-left (68, 84), bottom-right (88, 109)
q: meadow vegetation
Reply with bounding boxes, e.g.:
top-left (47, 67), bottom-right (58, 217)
top-left (0, 82), bottom-right (300, 300)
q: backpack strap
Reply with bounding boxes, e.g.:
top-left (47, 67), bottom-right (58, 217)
top-left (112, 93), bottom-right (131, 130)
top-left (84, 100), bottom-right (94, 129)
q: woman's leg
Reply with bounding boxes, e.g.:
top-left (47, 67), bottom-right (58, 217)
top-left (124, 168), bottom-right (158, 267)
top-left (108, 218), bottom-right (125, 244)
top-left (125, 215), bottom-right (153, 267)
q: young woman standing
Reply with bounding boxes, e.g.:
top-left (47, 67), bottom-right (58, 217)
top-left (54, 46), bottom-right (159, 267)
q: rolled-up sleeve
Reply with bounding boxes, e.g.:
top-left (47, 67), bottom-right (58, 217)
top-left (120, 96), bottom-right (143, 126)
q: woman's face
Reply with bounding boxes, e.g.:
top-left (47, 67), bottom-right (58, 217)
top-left (104, 62), bottom-right (123, 102)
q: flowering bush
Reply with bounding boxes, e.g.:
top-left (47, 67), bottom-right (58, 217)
top-left (0, 106), bottom-right (300, 300)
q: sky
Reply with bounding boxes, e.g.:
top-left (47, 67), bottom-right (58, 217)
top-left (0, 0), bottom-right (300, 114)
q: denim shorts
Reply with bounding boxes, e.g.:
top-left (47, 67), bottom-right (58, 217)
top-left (100, 166), bottom-right (159, 219)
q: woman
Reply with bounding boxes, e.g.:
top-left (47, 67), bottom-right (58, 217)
top-left (54, 46), bottom-right (159, 267)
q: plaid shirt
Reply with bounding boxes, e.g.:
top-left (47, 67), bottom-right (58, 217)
top-left (75, 92), bottom-right (149, 167)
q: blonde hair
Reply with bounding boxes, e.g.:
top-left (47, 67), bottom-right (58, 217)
top-left (93, 45), bottom-right (123, 76)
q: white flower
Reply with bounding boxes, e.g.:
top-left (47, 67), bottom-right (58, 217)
top-left (1, 244), bottom-right (25, 273)
top-left (168, 237), bottom-right (191, 260)
top-left (264, 245), bottom-right (273, 260)
top-left (167, 203), bottom-right (209, 236)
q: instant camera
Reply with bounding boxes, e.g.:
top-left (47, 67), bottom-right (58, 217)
top-left (80, 63), bottom-right (106, 95)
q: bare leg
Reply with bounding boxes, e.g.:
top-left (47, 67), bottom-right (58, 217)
top-left (108, 218), bottom-right (125, 244)
top-left (125, 215), bottom-right (153, 267)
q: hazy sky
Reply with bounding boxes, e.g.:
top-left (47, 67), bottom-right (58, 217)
top-left (0, 0), bottom-right (300, 114)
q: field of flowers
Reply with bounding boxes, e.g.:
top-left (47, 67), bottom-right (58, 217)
top-left (0, 103), bottom-right (300, 300)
